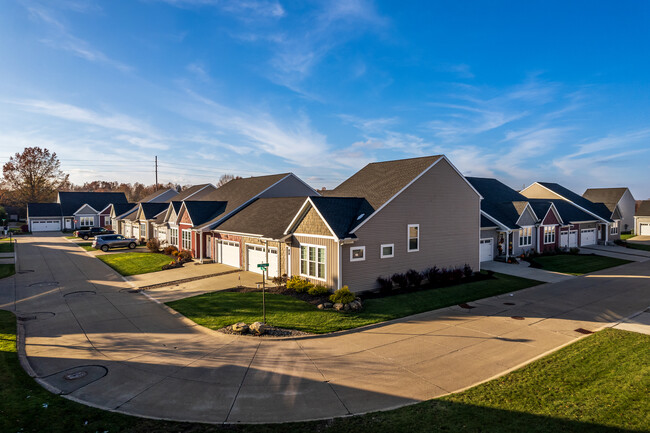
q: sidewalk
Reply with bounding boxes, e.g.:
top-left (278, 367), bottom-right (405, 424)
top-left (480, 260), bottom-right (574, 283)
top-left (581, 244), bottom-right (650, 261)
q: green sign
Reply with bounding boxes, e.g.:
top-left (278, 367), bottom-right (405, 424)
top-left (257, 263), bottom-right (269, 268)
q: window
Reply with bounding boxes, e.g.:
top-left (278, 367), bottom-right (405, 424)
top-left (140, 223), bottom-right (146, 237)
top-left (407, 224), bottom-right (419, 252)
top-left (170, 228), bottom-right (178, 246)
top-left (79, 216), bottom-right (93, 227)
top-left (350, 246), bottom-right (365, 262)
top-left (380, 243), bottom-right (394, 258)
top-left (519, 227), bottom-right (532, 247)
top-left (610, 222), bottom-right (619, 235)
top-left (182, 229), bottom-right (192, 250)
top-left (300, 245), bottom-right (326, 280)
top-left (543, 226), bottom-right (555, 244)
top-left (105, 216), bottom-right (111, 226)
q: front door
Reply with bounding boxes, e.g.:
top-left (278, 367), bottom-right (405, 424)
top-left (206, 236), bottom-right (212, 258)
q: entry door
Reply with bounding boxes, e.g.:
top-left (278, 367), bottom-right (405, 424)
top-left (206, 236), bottom-right (212, 258)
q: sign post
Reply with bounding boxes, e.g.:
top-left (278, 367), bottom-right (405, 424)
top-left (257, 263), bottom-right (269, 323)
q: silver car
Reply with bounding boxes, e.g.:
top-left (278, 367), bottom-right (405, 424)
top-left (92, 234), bottom-right (137, 252)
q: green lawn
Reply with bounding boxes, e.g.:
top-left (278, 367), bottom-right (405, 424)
top-left (0, 308), bottom-right (647, 433)
top-left (76, 242), bottom-right (95, 252)
top-left (531, 254), bottom-right (631, 276)
top-left (167, 273), bottom-right (540, 334)
top-left (0, 264), bottom-right (15, 279)
top-left (620, 233), bottom-right (635, 240)
top-left (626, 243), bottom-right (650, 252)
top-left (0, 241), bottom-right (14, 253)
top-left (97, 252), bottom-right (173, 276)
top-left (64, 235), bottom-right (78, 239)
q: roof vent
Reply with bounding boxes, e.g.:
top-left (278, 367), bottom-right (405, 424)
top-left (357, 213), bottom-right (365, 220)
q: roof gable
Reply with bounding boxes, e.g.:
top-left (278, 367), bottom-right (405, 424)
top-left (215, 197), bottom-right (307, 239)
top-left (57, 191), bottom-right (128, 216)
top-left (636, 200), bottom-right (650, 216)
top-left (180, 201), bottom-right (228, 227)
top-left (525, 182), bottom-right (611, 222)
top-left (582, 188), bottom-right (629, 205)
top-left (74, 204), bottom-right (98, 215)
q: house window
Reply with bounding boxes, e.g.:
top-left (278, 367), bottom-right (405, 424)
top-left (543, 226), bottom-right (555, 244)
top-left (519, 227), bottom-right (532, 247)
top-left (182, 230), bottom-right (192, 250)
top-left (105, 216), bottom-right (111, 226)
top-left (610, 222), bottom-right (619, 235)
top-left (140, 223), bottom-right (146, 238)
top-left (300, 245), bottom-right (326, 280)
top-left (380, 244), bottom-right (394, 258)
top-left (408, 224), bottom-right (419, 252)
top-left (350, 246), bottom-right (365, 262)
top-left (79, 216), bottom-right (93, 227)
top-left (170, 228), bottom-right (178, 246)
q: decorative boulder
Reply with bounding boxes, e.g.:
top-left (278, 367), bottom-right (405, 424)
top-left (343, 303), bottom-right (351, 311)
top-left (231, 322), bottom-right (249, 333)
top-left (323, 302), bottom-right (333, 309)
top-left (333, 302), bottom-right (344, 311)
top-left (250, 321), bottom-right (269, 335)
top-left (317, 303), bottom-right (325, 310)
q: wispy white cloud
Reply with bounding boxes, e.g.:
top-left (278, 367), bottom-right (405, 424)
top-left (153, 0), bottom-right (285, 18)
top-left (186, 62), bottom-right (210, 82)
top-left (27, 6), bottom-right (131, 72)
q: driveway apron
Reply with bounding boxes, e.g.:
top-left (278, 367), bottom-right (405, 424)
top-left (1, 235), bottom-right (649, 424)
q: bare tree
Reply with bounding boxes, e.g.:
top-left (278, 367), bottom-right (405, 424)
top-left (216, 174), bottom-right (241, 188)
top-left (2, 147), bottom-right (70, 206)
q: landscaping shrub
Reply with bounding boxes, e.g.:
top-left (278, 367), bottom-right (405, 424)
top-left (286, 276), bottom-right (313, 293)
top-left (329, 285), bottom-right (355, 304)
top-left (569, 247), bottom-right (580, 255)
top-left (178, 250), bottom-right (193, 263)
top-left (271, 274), bottom-right (288, 287)
top-left (376, 276), bottom-right (393, 293)
top-left (20, 224), bottom-right (29, 233)
top-left (450, 267), bottom-right (464, 281)
top-left (308, 284), bottom-right (330, 296)
top-left (405, 269), bottom-right (423, 287)
top-left (162, 260), bottom-right (183, 270)
top-left (163, 245), bottom-right (178, 255)
top-left (391, 273), bottom-right (409, 290)
top-left (425, 266), bottom-right (441, 285)
top-left (146, 238), bottom-right (161, 253)
top-left (463, 264), bottom-right (473, 279)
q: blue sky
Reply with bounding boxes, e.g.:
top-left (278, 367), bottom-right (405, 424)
top-left (1, 1), bottom-right (650, 198)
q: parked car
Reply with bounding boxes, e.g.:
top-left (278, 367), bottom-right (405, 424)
top-left (74, 227), bottom-right (114, 240)
top-left (92, 234), bottom-right (137, 252)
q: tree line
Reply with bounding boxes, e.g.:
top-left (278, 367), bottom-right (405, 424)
top-left (0, 147), bottom-right (239, 216)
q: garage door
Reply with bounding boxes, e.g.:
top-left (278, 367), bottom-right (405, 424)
top-left (581, 229), bottom-right (596, 246)
top-left (479, 238), bottom-right (493, 262)
top-left (220, 241), bottom-right (240, 268)
top-left (31, 220), bottom-right (61, 232)
top-left (246, 244), bottom-right (278, 278)
top-left (641, 224), bottom-right (650, 236)
top-left (569, 231), bottom-right (578, 248)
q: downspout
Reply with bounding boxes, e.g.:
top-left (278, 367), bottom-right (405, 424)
top-left (265, 240), bottom-right (269, 282)
top-left (338, 240), bottom-right (342, 290)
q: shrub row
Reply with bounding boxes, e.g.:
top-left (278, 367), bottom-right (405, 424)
top-left (377, 264), bottom-right (474, 293)
top-left (285, 276), bottom-right (333, 297)
top-left (329, 286), bottom-right (355, 304)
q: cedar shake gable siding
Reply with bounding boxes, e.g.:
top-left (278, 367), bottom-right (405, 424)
top-left (294, 207), bottom-right (334, 237)
top-left (341, 158), bottom-right (480, 293)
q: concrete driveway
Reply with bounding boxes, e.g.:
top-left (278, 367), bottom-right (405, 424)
top-left (1, 234), bottom-right (649, 424)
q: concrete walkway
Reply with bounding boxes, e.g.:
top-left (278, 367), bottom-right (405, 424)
top-left (1, 235), bottom-right (649, 424)
top-left (480, 260), bottom-right (575, 283)
top-left (581, 244), bottom-right (650, 261)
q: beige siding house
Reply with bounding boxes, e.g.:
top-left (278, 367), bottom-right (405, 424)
top-left (583, 187), bottom-right (636, 233)
top-left (634, 201), bottom-right (650, 236)
top-left (284, 155), bottom-right (482, 293)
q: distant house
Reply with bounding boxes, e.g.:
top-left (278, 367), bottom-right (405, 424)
top-left (520, 182), bottom-right (620, 244)
top-left (27, 191), bottom-right (128, 232)
top-left (634, 201), bottom-right (650, 236)
top-left (582, 187), bottom-right (636, 233)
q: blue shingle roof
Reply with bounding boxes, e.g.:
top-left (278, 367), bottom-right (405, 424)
top-left (58, 191), bottom-right (128, 216)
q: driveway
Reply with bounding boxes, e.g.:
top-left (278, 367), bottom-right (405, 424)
top-left (480, 260), bottom-right (575, 283)
top-left (1, 235), bottom-right (649, 424)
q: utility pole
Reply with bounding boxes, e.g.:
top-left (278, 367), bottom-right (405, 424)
top-left (155, 156), bottom-right (158, 191)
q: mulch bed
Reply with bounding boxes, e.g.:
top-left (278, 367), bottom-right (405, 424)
top-left (218, 324), bottom-right (310, 337)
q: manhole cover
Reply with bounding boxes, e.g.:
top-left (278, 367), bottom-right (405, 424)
top-left (64, 371), bottom-right (88, 380)
top-left (503, 302), bottom-right (516, 306)
top-left (18, 312), bottom-right (55, 322)
top-left (575, 328), bottom-right (593, 335)
top-left (28, 281), bottom-right (58, 288)
top-left (511, 316), bottom-right (525, 320)
top-left (458, 303), bottom-right (475, 309)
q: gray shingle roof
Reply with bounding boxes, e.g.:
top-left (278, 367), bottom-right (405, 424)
top-left (216, 197), bottom-right (307, 239)
top-left (480, 215), bottom-right (498, 229)
top-left (323, 156), bottom-right (443, 210)
top-left (58, 191), bottom-right (128, 216)
top-left (582, 188), bottom-right (628, 206)
top-left (537, 182), bottom-right (612, 221)
top-left (112, 203), bottom-right (138, 218)
top-left (309, 196), bottom-right (375, 239)
top-left (138, 188), bottom-right (179, 203)
top-left (139, 202), bottom-right (170, 219)
top-left (467, 177), bottom-right (530, 229)
top-left (636, 200), bottom-right (650, 216)
top-left (28, 203), bottom-right (62, 217)
top-left (183, 201), bottom-right (228, 226)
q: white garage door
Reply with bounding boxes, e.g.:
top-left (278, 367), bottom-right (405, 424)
top-left (560, 231), bottom-right (568, 247)
top-left (246, 244), bottom-right (278, 278)
top-left (641, 224), bottom-right (650, 236)
top-left (31, 220), bottom-right (61, 232)
top-left (581, 229), bottom-right (596, 246)
top-left (220, 241), bottom-right (240, 268)
top-left (479, 238), bottom-right (493, 262)
top-left (569, 230), bottom-right (578, 248)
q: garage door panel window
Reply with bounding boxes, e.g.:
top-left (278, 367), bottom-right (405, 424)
top-left (519, 227), bottom-right (532, 247)
top-left (301, 245), bottom-right (325, 280)
top-left (543, 226), bottom-right (555, 244)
